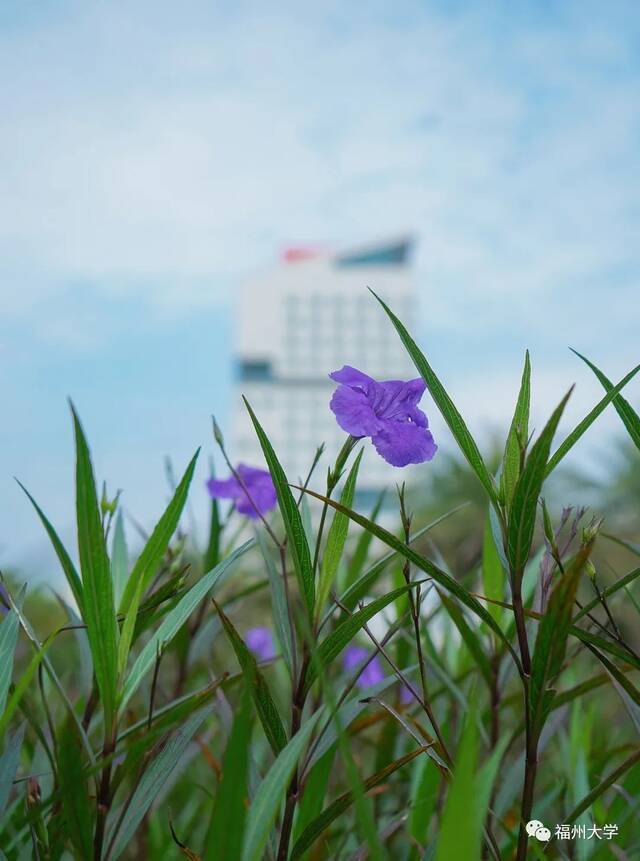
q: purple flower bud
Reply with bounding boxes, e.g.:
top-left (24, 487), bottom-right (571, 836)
top-left (207, 464), bottom-right (277, 519)
top-left (343, 645), bottom-right (385, 689)
top-left (245, 626), bottom-right (276, 661)
top-left (329, 366), bottom-right (437, 467)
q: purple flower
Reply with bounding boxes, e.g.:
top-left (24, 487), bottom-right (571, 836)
top-left (245, 626), bottom-right (276, 661)
top-left (207, 464), bottom-right (277, 519)
top-left (343, 645), bottom-right (385, 689)
top-left (329, 366), bottom-right (437, 467)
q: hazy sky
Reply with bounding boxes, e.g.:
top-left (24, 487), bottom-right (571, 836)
top-left (1, 0), bottom-right (639, 575)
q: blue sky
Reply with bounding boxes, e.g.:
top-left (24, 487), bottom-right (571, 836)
top-left (1, 0), bottom-right (639, 576)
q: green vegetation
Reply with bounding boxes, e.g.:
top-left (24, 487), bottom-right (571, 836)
top-left (1, 294), bottom-right (639, 859)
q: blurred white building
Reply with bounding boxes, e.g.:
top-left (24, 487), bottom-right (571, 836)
top-left (232, 236), bottom-right (418, 503)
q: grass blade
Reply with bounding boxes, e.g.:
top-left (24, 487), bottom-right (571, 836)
top-left (0, 723), bottom-right (25, 816)
top-left (571, 349), bottom-right (640, 450)
top-left (107, 706), bottom-right (211, 861)
top-left (304, 583), bottom-right (420, 694)
top-left (244, 398), bottom-right (315, 618)
top-left (0, 606), bottom-right (20, 718)
top-left (241, 710), bottom-right (322, 861)
top-left (204, 688), bottom-right (253, 861)
top-left (57, 715), bottom-right (94, 858)
top-left (118, 450), bottom-right (199, 676)
top-left (501, 350), bottom-right (531, 509)
top-left (16, 481), bottom-right (84, 613)
top-left (111, 510), bottom-right (129, 613)
top-left (529, 544), bottom-right (593, 738)
top-left (290, 747), bottom-right (426, 860)
top-left (300, 487), bottom-right (519, 670)
top-left (546, 358), bottom-right (640, 474)
top-left (214, 601), bottom-right (288, 756)
top-left (507, 388), bottom-right (572, 584)
top-left (121, 541), bottom-right (252, 707)
top-left (316, 449), bottom-right (363, 618)
top-left (71, 402), bottom-right (119, 729)
top-left (370, 289), bottom-right (500, 510)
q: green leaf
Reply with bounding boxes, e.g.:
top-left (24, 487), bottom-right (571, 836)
top-left (292, 748), bottom-right (336, 857)
top-left (370, 289), bottom-right (500, 510)
top-left (316, 449), bottom-right (363, 618)
top-left (501, 350), bottom-right (531, 509)
top-left (586, 645), bottom-right (640, 734)
top-left (111, 510), bottom-right (129, 612)
top-left (0, 606), bottom-right (20, 718)
top-left (573, 566), bottom-right (640, 621)
top-left (344, 490), bottom-right (386, 590)
top-left (106, 706), bottom-right (211, 861)
top-left (507, 388), bottom-right (572, 584)
top-left (529, 545), bottom-right (593, 737)
top-left (215, 601), bottom-right (288, 756)
top-left (16, 481), bottom-right (84, 613)
top-left (438, 592), bottom-right (492, 688)
top-left (121, 541), bottom-right (252, 707)
top-left (204, 688), bottom-right (253, 861)
top-left (256, 529), bottom-right (295, 677)
top-left (57, 715), bottom-right (94, 858)
top-left (244, 398), bottom-right (315, 618)
top-left (434, 709), bottom-right (481, 861)
top-left (242, 710), bottom-right (322, 861)
top-left (71, 403), bottom-right (119, 729)
top-left (0, 723), bottom-right (25, 816)
top-left (118, 450), bottom-right (199, 676)
top-left (338, 506), bottom-right (466, 615)
top-left (203, 458), bottom-right (221, 575)
top-left (290, 746), bottom-right (426, 861)
top-left (482, 513), bottom-right (504, 625)
top-left (546, 359), bottom-right (640, 474)
top-left (301, 488), bottom-right (519, 670)
top-left (571, 349), bottom-right (640, 451)
top-left (564, 749), bottom-right (640, 825)
top-left (0, 635), bottom-right (54, 741)
top-left (304, 584), bottom-right (420, 695)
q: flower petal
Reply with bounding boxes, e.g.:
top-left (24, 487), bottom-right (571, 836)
top-left (329, 365), bottom-right (375, 392)
top-left (206, 475), bottom-right (242, 500)
top-left (373, 378), bottom-right (427, 422)
top-left (235, 472), bottom-right (277, 518)
top-left (372, 420), bottom-right (437, 467)
top-left (330, 384), bottom-right (380, 437)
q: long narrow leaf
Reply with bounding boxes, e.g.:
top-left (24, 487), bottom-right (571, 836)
top-left (507, 388), bottom-right (572, 584)
top-left (571, 349), bottom-right (640, 450)
top-left (316, 449), bottom-right (363, 618)
top-left (501, 350), bottom-right (531, 509)
top-left (215, 601), bottom-right (287, 756)
top-left (304, 584), bottom-right (420, 694)
top-left (121, 541), bottom-right (252, 707)
top-left (290, 747), bottom-right (426, 860)
top-left (71, 403), bottom-right (119, 728)
top-left (107, 706), bottom-right (211, 861)
top-left (16, 481), bottom-right (84, 613)
top-left (241, 711), bottom-right (323, 861)
top-left (370, 289), bottom-right (500, 510)
top-left (244, 398), bottom-right (314, 618)
top-left (118, 450), bottom-right (199, 675)
top-left (300, 488), bottom-right (519, 671)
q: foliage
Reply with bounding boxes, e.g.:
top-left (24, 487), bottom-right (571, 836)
top-left (0, 295), bottom-right (639, 860)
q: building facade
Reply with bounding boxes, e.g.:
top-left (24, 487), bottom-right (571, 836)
top-left (232, 236), bottom-right (418, 500)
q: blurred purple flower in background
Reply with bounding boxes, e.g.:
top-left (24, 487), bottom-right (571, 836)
top-left (329, 366), bottom-right (437, 467)
top-left (343, 645), bottom-right (385, 688)
top-left (0, 582), bottom-right (9, 616)
top-left (207, 464), bottom-right (277, 519)
top-left (245, 626), bottom-right (276, 661)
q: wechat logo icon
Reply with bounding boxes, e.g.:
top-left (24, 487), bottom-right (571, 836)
top-left (527, 820), bottom-right (551, 842)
